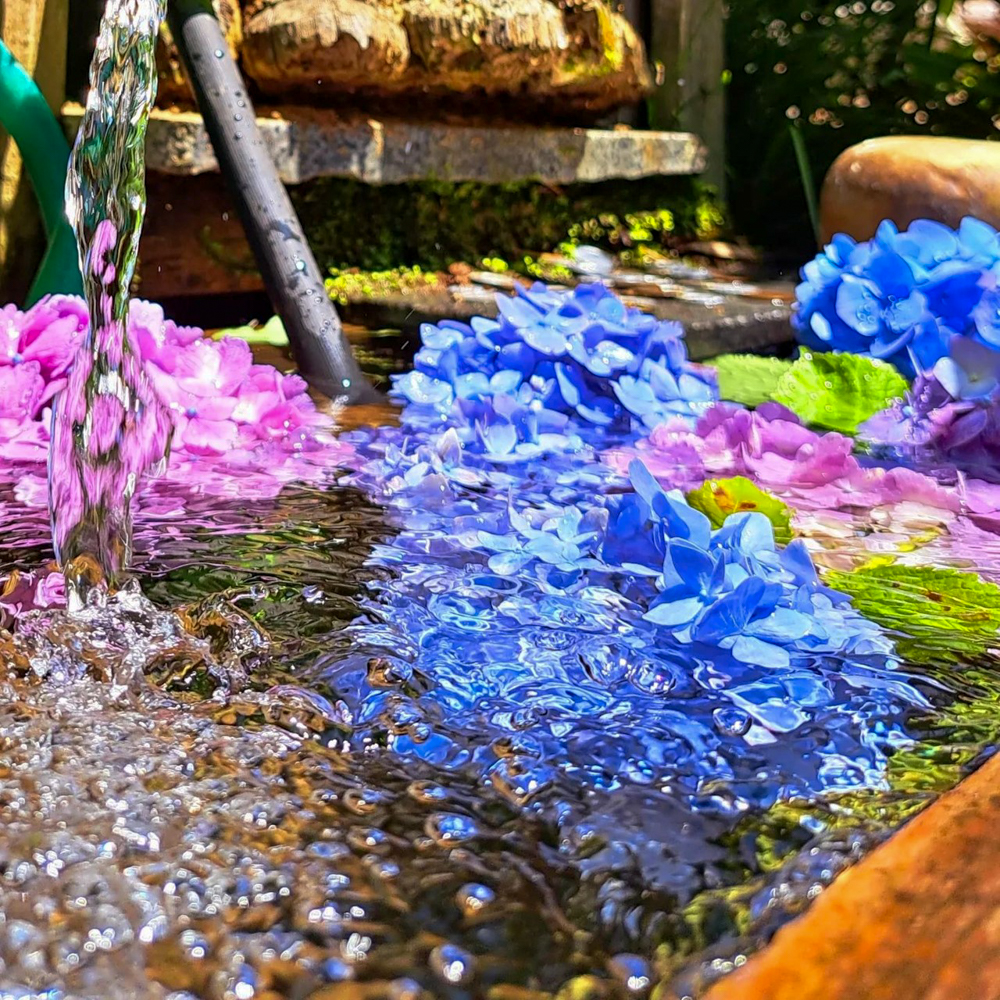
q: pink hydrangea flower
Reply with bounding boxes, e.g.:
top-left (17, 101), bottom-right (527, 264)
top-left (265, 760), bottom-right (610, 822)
top-left (0, 294), bottom-right (353, 481)
top-left (605, 401), bottom-right (966, 518)
top-left (0, 296), bottom-right (89, 398)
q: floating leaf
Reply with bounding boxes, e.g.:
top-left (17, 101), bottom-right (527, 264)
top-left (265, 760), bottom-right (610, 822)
top-left (773, 351), bottom-right (909, 434)
top-left (686, 476), bottom-right (792, 543)
top-left (709, 354), bottom-right (793, 408)
top-left (213, 315), bottom-right (288, 347)
top-left (825, 563), bottom-right (1000, 663)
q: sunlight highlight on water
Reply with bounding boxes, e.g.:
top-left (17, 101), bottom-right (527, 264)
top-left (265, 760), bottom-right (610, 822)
top-left (53, 0), bottom-right (171, 603)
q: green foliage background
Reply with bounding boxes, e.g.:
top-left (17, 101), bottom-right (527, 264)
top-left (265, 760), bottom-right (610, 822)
top-left (726, 0), bottom-right (1000, 256)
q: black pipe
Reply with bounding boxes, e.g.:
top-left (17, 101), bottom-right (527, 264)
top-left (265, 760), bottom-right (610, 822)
top-left (166, 0), bottom-right (376, 403)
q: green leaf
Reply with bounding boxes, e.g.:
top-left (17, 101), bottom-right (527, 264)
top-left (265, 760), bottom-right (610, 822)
top-left (213, 314), bottom-right (288, 347)
top-left (709, 354), bottom-right (793, 408)
top-left (686, 476), bottom-right (793, 543)
top-left (825, 563), bottom-right (1000, 663)
top-left (773, 351), bottom-right (909, 434)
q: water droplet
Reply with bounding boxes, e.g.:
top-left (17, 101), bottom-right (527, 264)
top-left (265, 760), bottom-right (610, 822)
top-left (455, 882), bottom-right (495, 917)
top-left (343, 787), bottom-right (384, 815)
top-left (322, 957), bottom-right (356, 982)
top-left (347, 826), bottom-right (388, 852)
top-left (429, 943), bottom-right (475, 986)
top-left (713, 706), bottom-right (752, 737)
top-left (214, 48), bottom-right (224, 58)
top-left (425, 812), bottom-right (478, 846)
top-left (367, 857), bottom-right (400, 880)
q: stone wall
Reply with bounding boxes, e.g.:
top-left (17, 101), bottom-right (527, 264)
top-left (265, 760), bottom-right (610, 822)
top-left (157, 0), bottom-right (651, 118)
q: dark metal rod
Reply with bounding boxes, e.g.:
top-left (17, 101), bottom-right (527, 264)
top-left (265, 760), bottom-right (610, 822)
top-left (166, 0), bottom-right (375, 403)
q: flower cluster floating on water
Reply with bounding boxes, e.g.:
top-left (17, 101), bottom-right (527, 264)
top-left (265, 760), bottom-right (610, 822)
top-left (452, 458), bottom-right (888, 668)
top-left (605, 401), bottom-right (960, 513)
top-left (393, 282), bottom-right (718, 457)
top-left (1, 274), bottom-right (974, 819)
top-left (795, 217), bottom-right (1000, 378)
top-left (0, 295), bottom-right (351, 490)
top-left (861, 367), bottom-right (1000, 473)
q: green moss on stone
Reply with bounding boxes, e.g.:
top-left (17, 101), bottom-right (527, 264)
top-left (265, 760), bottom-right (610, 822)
top-left (290, 176), bottom-right (725, 275)
top-left (325, 265), bottom-right (441, 306)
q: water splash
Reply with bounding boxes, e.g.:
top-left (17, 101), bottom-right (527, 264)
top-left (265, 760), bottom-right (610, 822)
top-left (52, 0), bottom-right (171, 604)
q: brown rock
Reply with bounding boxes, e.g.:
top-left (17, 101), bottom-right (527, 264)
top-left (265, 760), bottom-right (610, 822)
top-left (397, 0), bottom-right (651, 110)
top-left (399, 0), bottom-right (570, 91)
top-left (698, 753), bottom-right (1000, 1000)
top-left (241, 0), bottom-right (410, 96)
top-left (553, 3), bottom-right (652, 108)
top-left (156, 0), bottom-right (242, 107)
top-left (820, 135), bottom-right (1000, 243)
top-left (239, 0), bottom-right (650, 114)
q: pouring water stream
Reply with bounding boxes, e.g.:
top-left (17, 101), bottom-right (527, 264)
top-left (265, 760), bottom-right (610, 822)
top-left (52, 0), bottom-right (171, 608)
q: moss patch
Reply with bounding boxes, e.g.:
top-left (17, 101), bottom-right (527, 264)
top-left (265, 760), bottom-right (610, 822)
top-left (290, 176), bottom-right (725, 274)
top-left (325, 265), bottom-right (442, 306)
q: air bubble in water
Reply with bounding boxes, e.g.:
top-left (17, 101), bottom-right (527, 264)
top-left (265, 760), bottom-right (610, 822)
top-left (425, 813), bottom-right (478, 846)
top-left (608, 954), bottom-right (652, 994)
top-left (455, 883), bottom-right (495, 917)
top-left (713, 706), bottom-right (752, 737)
top-left (429, 943), bottom-right (475, 986)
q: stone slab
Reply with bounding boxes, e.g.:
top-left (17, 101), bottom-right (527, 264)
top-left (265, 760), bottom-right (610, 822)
top-left (693, 753), bottom-right (1000, 1000)
top-left (61, 103), bottom-right (707, 186)
top-left (335, 282), bottom-right (793, 361)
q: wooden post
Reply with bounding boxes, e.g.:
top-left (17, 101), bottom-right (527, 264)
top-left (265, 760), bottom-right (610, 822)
top-left (648, 0), bottom-right (726, 194)
top-left (0, 0), bottom-right (70, 303)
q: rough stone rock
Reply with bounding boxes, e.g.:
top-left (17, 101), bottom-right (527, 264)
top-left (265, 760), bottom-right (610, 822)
top-left (553, 4), bottom-right (653, 109)
top-left (156, 0), bottom-right (242, 107)
top-left (239, 0), bottom-right (651, 114)
top-left (398, 0), bottom-right (569, 92)
top-left (241, 0), bottom-right (410, 95)
top-left (820, 136), bottom-right (1000, 243)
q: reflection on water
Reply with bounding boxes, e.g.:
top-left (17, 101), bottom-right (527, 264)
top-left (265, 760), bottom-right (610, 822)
top-left (0, 386), bottom-right (998, 996)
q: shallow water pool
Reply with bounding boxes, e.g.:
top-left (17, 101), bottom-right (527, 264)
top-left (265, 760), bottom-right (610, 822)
top-left (0, 311), bottom-right (998, 1000)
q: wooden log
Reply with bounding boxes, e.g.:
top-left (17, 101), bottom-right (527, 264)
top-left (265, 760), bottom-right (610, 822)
top-left (648, 0), bottom-right (726, 192)
top-left (0, 0), bottom-right (69, 303)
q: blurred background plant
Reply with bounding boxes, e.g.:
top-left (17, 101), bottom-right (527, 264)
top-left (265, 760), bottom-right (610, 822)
top-left (726, 0), bottom-right (1000, 260)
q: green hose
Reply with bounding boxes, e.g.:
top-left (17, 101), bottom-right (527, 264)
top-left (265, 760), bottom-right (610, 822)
top-left (0, 39), bottom-right (82, 304)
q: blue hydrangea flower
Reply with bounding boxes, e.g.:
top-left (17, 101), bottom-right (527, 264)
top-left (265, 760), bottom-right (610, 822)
top-left (392, 282), bottom-right (718, 452)
top-left (463, 389), bottom-right (584, 462)
top-left (472, 499), bottom-right (608, 589)
top-left (795, 217), bottom-right (1000, 377)
top-left (456, 458), bottom-right (886, 666)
